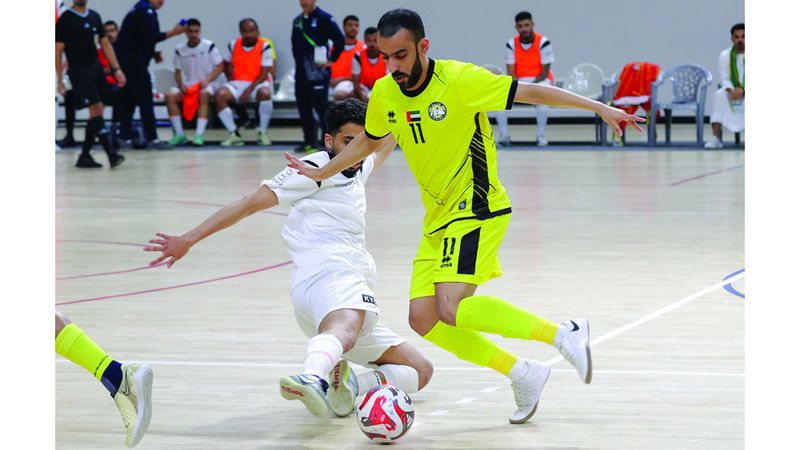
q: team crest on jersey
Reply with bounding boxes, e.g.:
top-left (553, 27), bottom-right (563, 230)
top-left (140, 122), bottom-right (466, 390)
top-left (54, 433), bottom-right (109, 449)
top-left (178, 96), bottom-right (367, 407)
top-left (428, 102), bottom-right (447, 121)
top-left (388, 110), bottom-right (396, 124)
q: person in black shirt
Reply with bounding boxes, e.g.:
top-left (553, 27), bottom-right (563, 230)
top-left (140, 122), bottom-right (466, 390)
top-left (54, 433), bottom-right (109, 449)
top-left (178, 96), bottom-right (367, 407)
top-left (291, 0), bottom-right (345, 153)
top-left (115, 0), bottom-right (185, 150)
top-left (56, 0), bottom-right (126, 168)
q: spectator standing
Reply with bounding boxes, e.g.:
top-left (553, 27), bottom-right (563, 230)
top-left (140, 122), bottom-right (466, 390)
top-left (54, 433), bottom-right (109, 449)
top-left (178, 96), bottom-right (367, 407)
top-left (330, 15), bottom-right (364, 100)
top-left (352, 26), bottom-right (388, 102)
top-left (56, 0), bottom-right (126, 168)
top-left (115, 0), bottom-right (185, 150)
top-left (705, 23), bottom-right (745, 149)
top-left (215, 18), bottom-right (277, 147)
top-left (291, 0), bottom-right (345, 153)
top-left (166, 18), bottom-right (225, 146)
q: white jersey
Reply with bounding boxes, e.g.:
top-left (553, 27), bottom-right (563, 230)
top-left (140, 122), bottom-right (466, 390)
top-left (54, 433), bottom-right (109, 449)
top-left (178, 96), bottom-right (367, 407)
top-left (262, 151), bottom-right (377, 287)
top-left (173, 39), bottom-right (223, 85)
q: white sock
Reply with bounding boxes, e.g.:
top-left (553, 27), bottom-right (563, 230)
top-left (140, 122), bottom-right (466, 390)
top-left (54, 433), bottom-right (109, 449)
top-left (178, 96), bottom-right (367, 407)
top-left (355, 365), bottom-right (420, 395)
top-left (508, 358), bottom-right (529, 382)
top-left (218, 107), bottom-right (238, 133)
top-left (170, 116), bottom-right (184, 136)
top-left (196, 118), bottom-right (208, 137)
top-left (259, 100), bottom-right (273, 134)
top-left (303, 334), bottom-right (343, 379)
top-left (536, 106), bottom-right (548, 140)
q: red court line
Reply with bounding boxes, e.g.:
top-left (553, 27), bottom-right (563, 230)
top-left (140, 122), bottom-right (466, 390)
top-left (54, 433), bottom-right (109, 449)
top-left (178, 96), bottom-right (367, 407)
top-left (56, 260), bottom-right (292, 306)
top-left (56, 193), bottom-right (289, 216)
top-left (57, 262), bottom-right (167, 280)
top-left (670, 164), bottom-right (744, 186)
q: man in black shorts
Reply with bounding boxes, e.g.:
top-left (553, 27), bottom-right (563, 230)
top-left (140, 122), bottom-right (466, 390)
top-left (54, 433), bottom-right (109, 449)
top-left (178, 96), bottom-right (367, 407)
top-left (56, 0), bottom-right (126, 168)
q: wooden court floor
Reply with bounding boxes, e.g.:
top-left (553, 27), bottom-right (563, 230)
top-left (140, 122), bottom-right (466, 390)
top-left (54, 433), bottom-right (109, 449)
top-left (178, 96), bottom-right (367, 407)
top-left (56, 146), bottom-right (744, 449)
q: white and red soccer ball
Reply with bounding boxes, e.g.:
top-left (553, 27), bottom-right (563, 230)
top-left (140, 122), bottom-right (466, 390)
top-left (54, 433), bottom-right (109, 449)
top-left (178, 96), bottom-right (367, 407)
top-left (356, 384), bottom-right (414, 443)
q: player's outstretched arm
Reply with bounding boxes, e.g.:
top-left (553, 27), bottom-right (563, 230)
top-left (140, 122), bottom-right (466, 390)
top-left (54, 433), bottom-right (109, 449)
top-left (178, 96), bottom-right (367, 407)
top-left (143, 186), bottom-right (279, 267)
top-left (284, 131), bottom-right (395, 181)
top-left (514, 82), bottom-right (645, 136)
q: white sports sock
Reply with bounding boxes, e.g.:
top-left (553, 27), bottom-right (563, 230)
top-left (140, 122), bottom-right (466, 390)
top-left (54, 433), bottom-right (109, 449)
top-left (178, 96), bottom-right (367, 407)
top-left (196, 118), bottom-right (208, 137)
top-left (508, 358), bottom-right (529, 382)
top-left (356, 365), bottom-right (420, 395)
top-left (259, 100), bottom-right (273, 134)
top-left (170, 116), bottom-right (184, 137)
top-left (536, 106), bottom-right (549, 140)
top-left (303, 334), bottom-right (343, 379)
top-left (218, 107), bottom-right (238, 133)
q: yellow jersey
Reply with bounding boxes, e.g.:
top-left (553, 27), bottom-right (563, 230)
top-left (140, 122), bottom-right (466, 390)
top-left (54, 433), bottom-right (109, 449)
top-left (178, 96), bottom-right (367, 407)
top-left (365, 59), bottom-right (518, 234)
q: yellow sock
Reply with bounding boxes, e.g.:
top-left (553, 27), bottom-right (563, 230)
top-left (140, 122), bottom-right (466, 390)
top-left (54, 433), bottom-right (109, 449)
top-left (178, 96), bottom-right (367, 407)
top-left (55, 323), bottom-right (113, 381)
top-left (423, 321), bottom-right (518, 376)
top-left (455, 295), bottom-right (559, 344)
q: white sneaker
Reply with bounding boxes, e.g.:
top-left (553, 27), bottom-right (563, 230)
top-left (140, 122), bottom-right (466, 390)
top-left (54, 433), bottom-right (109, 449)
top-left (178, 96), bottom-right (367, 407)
top-left (557, 319), bottom-right (593, 384)
top-left (704, 136), bottom-right (724, 149)
top-left (537, 139), bottom-right (549, 147)
top-left (279, 374), bottom-right (330, 417)
top-left (114, 363), bottom-right (153, 448)
top-left (327, 359), bottom-right (359, 417)
top-left (509, 359), bottom-right (550, 424)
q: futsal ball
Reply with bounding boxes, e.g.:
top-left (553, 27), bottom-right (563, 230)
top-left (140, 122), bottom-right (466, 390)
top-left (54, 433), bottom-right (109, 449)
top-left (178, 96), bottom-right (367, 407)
top-left (356, 384), bottom-right (415, 443)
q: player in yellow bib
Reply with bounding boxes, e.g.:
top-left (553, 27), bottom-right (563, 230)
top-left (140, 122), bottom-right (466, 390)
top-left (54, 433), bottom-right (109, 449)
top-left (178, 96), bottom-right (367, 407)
top-left (286, 9), bottom-right (645, 424)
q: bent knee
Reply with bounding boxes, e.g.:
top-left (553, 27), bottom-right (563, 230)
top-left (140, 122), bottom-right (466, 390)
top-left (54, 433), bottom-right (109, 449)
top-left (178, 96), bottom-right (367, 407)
top-left (409, 311), bottom-right (437, 337)
top-left (416, 359), bottom-right (434, 390)
top-left (433, 299), bottom-right (458, 326)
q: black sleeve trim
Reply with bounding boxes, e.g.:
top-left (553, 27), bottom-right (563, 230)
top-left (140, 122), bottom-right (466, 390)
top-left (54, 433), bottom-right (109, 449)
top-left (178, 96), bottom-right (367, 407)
top-left (209, 42), bottom-right (216, 52)
top-left (540, 40), bottom-right (552, 49)
top-left (301, 160), bottom-right (322, 187)
top-left (505, 42), bottom-right (513, 51)
top-left (505, 80), bottom-right (518, 110)
top-left (365, 131), bottom-right (390, 140)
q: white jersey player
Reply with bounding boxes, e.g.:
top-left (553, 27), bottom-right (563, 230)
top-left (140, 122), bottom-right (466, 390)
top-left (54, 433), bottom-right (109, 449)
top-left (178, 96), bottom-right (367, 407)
top-left (145, 99), bottom-right (432, 418)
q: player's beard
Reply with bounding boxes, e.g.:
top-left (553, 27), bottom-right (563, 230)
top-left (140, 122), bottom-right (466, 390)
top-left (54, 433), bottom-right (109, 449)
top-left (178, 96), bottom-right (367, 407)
top-left (391, 47), bottom-right (424, 90)
top-left (74, 0), bottom-right (87, 6)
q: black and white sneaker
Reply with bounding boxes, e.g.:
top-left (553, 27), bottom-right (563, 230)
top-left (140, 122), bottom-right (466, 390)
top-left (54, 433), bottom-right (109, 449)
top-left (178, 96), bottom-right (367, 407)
top-left (279, 374), bottom-right (330, 417)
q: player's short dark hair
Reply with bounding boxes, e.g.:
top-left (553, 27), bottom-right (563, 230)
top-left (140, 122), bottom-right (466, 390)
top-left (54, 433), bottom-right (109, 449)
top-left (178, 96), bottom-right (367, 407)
top-left (343, 15), bottom-right (359, 26)
top-left (103, 20), bottom-right (118, 30)
top-left (187, 18), bottom-right (201, 28)
top-left (730, 23), bottom-right (744, 34)
top-left (364, 26), bottom-right (378, 36)
top-left (377, 9), bottom-right (425, 44)
top-left (239, 18), bottom-right (258, 31)
top-left (515, 11), bottom-right (533, 23)
top-left (325, 99), bottom-right (367, 136)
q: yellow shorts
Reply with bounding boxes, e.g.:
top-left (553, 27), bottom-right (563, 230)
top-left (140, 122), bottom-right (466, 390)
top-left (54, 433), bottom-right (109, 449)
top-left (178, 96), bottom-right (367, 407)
top-left (409, 213), bottom-right (511, 300)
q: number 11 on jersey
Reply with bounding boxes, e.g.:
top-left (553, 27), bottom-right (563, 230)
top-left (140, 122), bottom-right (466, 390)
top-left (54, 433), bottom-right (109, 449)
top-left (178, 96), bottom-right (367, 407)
top-left (409, 122), bottom-right (425, 144)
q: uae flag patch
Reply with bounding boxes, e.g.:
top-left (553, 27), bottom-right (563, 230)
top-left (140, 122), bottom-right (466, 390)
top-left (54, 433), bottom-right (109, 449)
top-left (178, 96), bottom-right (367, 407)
top-left (406, 110), bottom-right (421, 122)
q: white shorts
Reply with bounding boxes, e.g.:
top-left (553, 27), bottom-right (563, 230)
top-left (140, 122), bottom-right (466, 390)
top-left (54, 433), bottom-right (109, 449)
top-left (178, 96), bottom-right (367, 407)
top-left (291, 268), bottom-right (404, 368)
top-left (225, 80), bottom-right (271, 102)
top-left (168, 84), bottom-right (216, 97)
top-left (333, 80), bottom-right (355, 96)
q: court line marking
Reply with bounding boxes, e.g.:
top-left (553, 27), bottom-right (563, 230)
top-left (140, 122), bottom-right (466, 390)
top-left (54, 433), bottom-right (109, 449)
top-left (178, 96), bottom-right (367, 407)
top-left (56, 193), bottom-right (289, 216)
top-left (54, 359), bottom-right (742, 377)
top-left (56, 261), bottom-right (292, 306)
top-left (428, 410), bottom-right (450, 416)
top-left (544, 271), bottom-right (746, 367)
top-left (669, 164), bottom-right (744, 186)
top-left (723, 268), bottom-right (745, 299)
top-left (454, 398), bottom-right (476, 405)
top-left (56, 239), bottom-right (166, 280)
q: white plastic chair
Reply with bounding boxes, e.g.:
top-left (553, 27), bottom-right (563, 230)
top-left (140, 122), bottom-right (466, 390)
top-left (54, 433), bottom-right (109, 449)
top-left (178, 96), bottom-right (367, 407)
top-left (274, 69), bottom-right (296, 102)
top-left (649, 64), bottom-right (713, 146)
top-left (564, 63), bottom-right (605, 100)
top-left (153, 68), bottom-right (177, 95)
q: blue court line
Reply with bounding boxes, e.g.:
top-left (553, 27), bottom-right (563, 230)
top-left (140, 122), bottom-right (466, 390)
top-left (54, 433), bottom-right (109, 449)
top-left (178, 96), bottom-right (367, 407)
top-left (723, 268), bottom-right (745, 299)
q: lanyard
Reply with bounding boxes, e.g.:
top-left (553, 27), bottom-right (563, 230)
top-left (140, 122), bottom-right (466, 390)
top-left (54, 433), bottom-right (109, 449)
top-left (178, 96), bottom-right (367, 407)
top-left (296, 16), bottom-right (318, 47)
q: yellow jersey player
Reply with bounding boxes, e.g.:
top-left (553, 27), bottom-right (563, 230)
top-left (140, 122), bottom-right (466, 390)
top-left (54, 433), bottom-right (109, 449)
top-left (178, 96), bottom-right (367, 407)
top-left (286, 9), bottom-right (645, 424)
